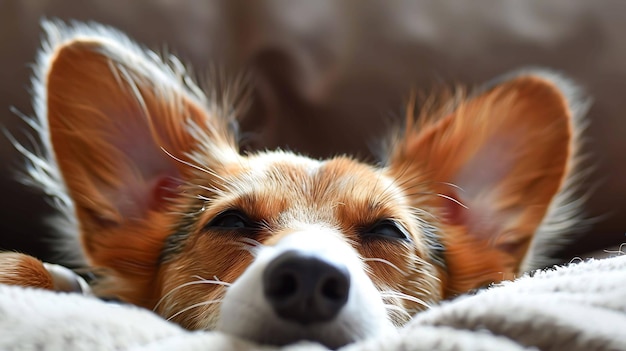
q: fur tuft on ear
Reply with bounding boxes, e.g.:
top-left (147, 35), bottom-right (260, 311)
top-left (385, 69), bottom-right (589, 296)
top-left (16, 20), bottom-right (244, 305)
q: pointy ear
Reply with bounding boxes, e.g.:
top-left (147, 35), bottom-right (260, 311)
top-left (40, 22), bottom-right (239, 299)
top-left (385, 71), bottom-right (584, 296)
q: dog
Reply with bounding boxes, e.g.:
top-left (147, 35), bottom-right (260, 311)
top-left (0, 20), bottom-right (587, 348)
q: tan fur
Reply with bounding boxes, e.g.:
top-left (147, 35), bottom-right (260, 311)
top-left (386, 77), bottom-right (574, 295)
top-left (156, 156), bottom-right (441, 328)
top-left (3, 21), bottom-right (584, 342)
top-left (0, 252), bottom-right (54, 290)
top-left (45, 40), bottom-right (237, 306)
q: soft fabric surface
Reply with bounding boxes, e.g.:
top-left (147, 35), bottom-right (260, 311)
top-left (1, 255), bottom-right (625, 351)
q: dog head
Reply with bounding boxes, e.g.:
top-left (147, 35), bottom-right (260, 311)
top-left (26, 21), bottom-right (586, 348)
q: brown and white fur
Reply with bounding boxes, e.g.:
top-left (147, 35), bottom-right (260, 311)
top-left (0, 20), bottom-right (588, 348)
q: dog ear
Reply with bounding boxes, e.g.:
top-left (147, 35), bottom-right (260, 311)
top-left (39, 23), bottom-right (239, 302)
top-left (386, 71), bottom-right (582, 296)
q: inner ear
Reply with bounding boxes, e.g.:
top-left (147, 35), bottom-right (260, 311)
top-left (386, 71), bottom-right (582, 293)
top-left (438, 190), bottom-right (468, 227)
top-left (46, 39), bottom-right (237, 226)
top-left (32, 21), bottom-right (246, 306)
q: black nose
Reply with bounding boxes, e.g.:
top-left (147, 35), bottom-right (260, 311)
top-left (263, 250), bottom-right (351, 325)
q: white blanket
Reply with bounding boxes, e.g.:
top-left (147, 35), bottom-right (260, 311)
top-left (1, 255), bottom-right (625, 351)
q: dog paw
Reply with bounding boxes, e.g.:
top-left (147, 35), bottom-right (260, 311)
top-left (0, 252), bottom-right (90, 294)
top-left (0, 252), bottom-right (54, 289)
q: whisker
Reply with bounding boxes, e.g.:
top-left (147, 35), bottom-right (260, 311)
top-left (415, 268), bottom-right (441, 284)
top-left (363, 257), bottom-right (404, 274)
top-left (237, 237), bottom-right (262, 248)
top-left (196, 194), bottom-right (212, 201)
top-left (191, 275), bottom-right (232, 285)
top-left (153, 278), bottom-right (230, 312)
top-left (167, 299), bottom-right (223, 321)
top-left (383, 303), bottom-right (412, 320)
top-left (194, 183), bottom-right (226, 196)
top-left (404, 283), bottom-right (432, 297)
top-left (436, 181), bottom-right (465, 193)
top-left (396, 179), bottom-right (465, 197)
top-left (232, 237), bottom-right (263, 256)
top-left (161, 147), bottom-right (227, 183)
top-left (395, 176), bottom-right (453, 193)
top-left (380, 290), bottom-right (431, 309)
top-left (402, 190), bottom-right (468, 210)
top-left (435, 193), bottom-right (468, 209)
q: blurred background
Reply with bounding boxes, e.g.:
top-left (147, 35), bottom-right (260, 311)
top-left (0, 0), bottom-right (624, 264)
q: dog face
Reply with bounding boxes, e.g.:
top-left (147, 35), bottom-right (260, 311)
top-left (156, 154), bottom-right (438, 346)
top-left (26, 21), bottom-right (584, 348)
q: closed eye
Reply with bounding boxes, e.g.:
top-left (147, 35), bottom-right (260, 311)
top-left (361, 220), bottom-right (410, 241)
top-left (205, 209), bottom-right (256, 232)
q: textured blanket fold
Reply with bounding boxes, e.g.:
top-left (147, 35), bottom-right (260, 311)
top-left (1, 255), bottom-right (625, 351)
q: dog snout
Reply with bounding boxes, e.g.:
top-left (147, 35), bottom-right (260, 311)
top-left (263, 250), bottom-right (350, 325)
